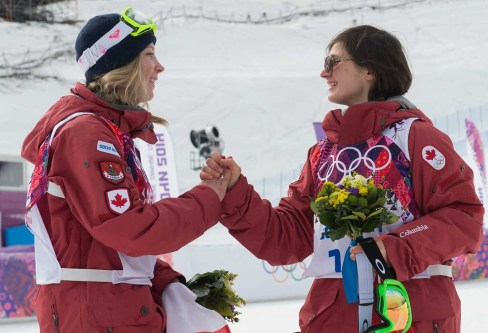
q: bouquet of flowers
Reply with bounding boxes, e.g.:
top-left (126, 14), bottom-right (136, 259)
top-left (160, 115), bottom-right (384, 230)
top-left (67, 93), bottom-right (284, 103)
top-left (187, 270), bottom-right (246, 323)
top-left (310, 174), bottom-right (398, 241)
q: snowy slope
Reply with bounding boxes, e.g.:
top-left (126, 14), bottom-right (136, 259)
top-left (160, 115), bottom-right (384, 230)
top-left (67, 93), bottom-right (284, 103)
top-left (1, 0), bottom-right (487, 193)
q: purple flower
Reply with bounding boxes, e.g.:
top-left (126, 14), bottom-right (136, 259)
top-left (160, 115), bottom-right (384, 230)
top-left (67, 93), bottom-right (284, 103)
top-left (337, 184), bottom-right (345, 189)
top-left (349, 188), bottom-right (359, 195)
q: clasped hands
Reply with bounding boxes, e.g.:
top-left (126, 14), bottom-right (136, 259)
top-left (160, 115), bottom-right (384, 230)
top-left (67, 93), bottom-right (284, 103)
top-left (200, 152), bottom-right (241, 201)
top-left (199, 153), bottom-right (390, 265)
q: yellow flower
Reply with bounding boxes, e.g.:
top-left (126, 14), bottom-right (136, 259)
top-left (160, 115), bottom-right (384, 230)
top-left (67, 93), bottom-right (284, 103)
top-left (316, 196), bottom-right (328, 203)
top-left (319, 181), bottom-right (337, 195)
top-left (337, 191), bottom-right (348, 203)
top-left (350, 180), bottom-right (361, 188)
top-left (359, 187), bottom-right (369, 196)
top-left (329, 190), bottom-right (349, 208)
top-left (311, 173), bottom-right (398, 242)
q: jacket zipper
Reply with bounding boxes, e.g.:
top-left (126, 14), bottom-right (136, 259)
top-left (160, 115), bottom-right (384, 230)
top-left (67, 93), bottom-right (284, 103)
top-left (434, 322), bottom-right (439, 333)
top-left (52, 304), bottom-right (59, 333)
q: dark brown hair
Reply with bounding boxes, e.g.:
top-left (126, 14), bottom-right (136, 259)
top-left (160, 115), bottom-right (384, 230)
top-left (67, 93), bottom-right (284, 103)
top-left (327, 25), bottom-right (412, 101)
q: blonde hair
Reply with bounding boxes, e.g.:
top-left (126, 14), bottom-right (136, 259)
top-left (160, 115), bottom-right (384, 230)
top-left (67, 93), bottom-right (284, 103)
top-left (87, 55), bottom-right (168, 126)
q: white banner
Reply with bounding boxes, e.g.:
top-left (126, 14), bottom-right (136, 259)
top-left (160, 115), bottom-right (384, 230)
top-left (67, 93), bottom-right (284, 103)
top-left (137, 125), bottom-right (180, 200)
top-left (136, 125), bottom-right (180, 266)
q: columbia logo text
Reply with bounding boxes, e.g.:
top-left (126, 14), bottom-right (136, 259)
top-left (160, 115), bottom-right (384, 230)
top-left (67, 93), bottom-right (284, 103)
top-left (400, 225), bottom-right (428, 238)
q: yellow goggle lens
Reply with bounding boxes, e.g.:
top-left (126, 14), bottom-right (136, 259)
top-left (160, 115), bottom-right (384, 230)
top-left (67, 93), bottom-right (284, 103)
top-left (386, 289), bottom-right (409, 330)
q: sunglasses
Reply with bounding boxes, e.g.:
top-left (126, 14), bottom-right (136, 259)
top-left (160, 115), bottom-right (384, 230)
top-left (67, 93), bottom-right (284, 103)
top-left (121, 7), bottom-right (157, 36)
top-left (366, 279), bottom-right (412, 333)
top-left (323, 56), bottom-right (354, 75)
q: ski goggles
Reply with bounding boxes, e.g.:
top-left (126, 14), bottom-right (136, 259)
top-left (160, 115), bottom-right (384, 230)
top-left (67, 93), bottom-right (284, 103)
top-left (78, 7), bottom-right (156, 72)
top-left (121, 7), bottom-right (157, 36)
top-left (366, 279), bottom-right (412, 333)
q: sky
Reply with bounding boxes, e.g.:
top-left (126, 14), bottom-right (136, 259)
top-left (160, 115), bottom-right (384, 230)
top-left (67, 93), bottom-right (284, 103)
top-left (1, 0), bottom-right (488, 332)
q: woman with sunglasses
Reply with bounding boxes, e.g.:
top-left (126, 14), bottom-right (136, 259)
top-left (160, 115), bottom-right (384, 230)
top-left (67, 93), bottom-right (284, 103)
top-left (21, 8), bottom-right (232, 333)
top-left (202, 24), bottom-right (484, 332)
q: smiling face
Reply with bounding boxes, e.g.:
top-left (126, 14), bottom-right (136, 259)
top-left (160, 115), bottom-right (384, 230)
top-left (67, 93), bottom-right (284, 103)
top-left (140, 43), bottom-right (164, 101)
top-left (320, 42), bottom-right (374, 107)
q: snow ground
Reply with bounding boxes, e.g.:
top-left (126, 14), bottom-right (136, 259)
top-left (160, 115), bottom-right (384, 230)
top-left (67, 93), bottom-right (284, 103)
top-left (1, 279), bottom-right (487, 332)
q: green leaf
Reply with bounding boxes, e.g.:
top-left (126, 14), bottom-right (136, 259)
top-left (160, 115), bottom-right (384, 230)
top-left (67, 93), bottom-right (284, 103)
top-left (210, 279), bottom-right (224, 289)
top-left (360, 218), bottom-right (380, 233)
top-left (352, 211), bottom-right (367, 220)
top-left (367, 186), bottom-right (377, 202)
top-left (367, 197), bottom-right (386, 210)
top-left (341, 214), bottom-right (360, 221)
top-left (327, 224), bottom-right (347, 241)
top-left (366, 208), bottom-right (383, 218)
top-left (189, 270), bottom-right (246, 323)
top-left (358, 197), bottom-right (368, 207)
top-left (387, 212), bottom-right (399, 224)
top-left (310, 199), bottom-right (319, 214)
top-left (317, 211), bottom-right (336, 227)
top-left (191, 285), bottom-right (210, 297)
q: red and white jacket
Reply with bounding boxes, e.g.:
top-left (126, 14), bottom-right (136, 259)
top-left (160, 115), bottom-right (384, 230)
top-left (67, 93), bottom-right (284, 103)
top-left (219, 100), bottom-right (484, 332)
top-left (21, 82), bottom-right (223, 333)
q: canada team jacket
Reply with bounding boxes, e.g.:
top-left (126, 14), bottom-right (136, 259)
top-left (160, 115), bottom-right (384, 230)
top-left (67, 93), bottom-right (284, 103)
top-left (21, 82), bottom-right (222, 333)
top-left (219, 101), bottom-right (484, 332)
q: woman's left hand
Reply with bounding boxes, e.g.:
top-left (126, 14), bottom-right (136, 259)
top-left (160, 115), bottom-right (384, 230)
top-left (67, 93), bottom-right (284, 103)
top-left (349, 239), bottom-right (391, 267)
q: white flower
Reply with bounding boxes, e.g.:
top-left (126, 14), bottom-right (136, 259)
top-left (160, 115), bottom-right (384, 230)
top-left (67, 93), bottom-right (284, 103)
top-left (354, 174), bottom-right (369, 185)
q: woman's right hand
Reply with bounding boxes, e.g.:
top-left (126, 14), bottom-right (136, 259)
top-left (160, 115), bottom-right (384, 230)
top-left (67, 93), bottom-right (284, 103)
top-left (200, 152), bottom-right (241, 191)
top-left (200, 168), bottom-right (231, 201)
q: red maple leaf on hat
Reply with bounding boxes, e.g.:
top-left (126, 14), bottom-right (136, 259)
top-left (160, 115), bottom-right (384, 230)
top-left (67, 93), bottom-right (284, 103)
top-left (425, 149), bottom-right (437, 160)
top-left (111, 193), bottom-right (128, 208)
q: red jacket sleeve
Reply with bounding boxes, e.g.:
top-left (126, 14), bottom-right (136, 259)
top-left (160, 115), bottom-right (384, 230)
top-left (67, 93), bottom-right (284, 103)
top-left (150, 259), bottom-right (184, 306)
top-left (219, 148), bottom-right (316, 266)
top-left (379, 120), bottom-right (484, 281)
top-left (49, 116), bottom-right (221, 257)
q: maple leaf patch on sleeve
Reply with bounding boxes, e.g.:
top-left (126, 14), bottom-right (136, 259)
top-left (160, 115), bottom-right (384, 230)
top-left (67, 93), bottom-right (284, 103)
top-left (422, 145), bottom-right (446, 170)
top-left (105, 188), bottom-right (132, 215)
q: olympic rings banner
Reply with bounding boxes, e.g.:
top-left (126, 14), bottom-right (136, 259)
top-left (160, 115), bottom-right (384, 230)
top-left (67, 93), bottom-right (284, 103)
top-left (261, 260), bottom-right (310, 284)
top-left (170, 236), bottom-right (313, 302)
